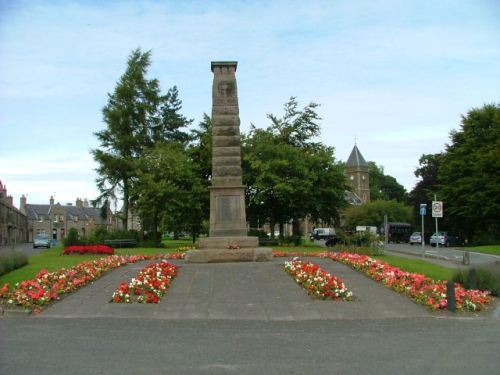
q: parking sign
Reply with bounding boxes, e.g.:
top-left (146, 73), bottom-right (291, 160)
top-left (420, 204), bottom-right (427, 216)
top-left (432, 201), bottom-right (443, 218)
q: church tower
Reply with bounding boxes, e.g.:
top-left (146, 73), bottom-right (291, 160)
top-left (346, 144), bottom-right (370, 204)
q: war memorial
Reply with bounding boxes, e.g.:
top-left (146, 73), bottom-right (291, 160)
top-left (185, 62), bottom-right (273, 263)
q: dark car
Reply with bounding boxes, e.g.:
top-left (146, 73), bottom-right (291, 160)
top-left (430, 231), bottom-right (464, 247)
top-left (33, 235), bottom-right (51, 249)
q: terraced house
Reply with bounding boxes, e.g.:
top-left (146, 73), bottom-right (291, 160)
top-left (22, 196), bottom-right (114, 242)
top-left (0, 180), bottom-right (28, 246)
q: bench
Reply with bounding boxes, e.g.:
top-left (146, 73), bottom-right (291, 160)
top-left (103, 239), bottom-right (138, 248)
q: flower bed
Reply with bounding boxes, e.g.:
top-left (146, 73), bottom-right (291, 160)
top-left (0, 255), bottom-right (163, 313)
top-left (273, 250), bottom-right (332, 258)
top-left (284, 258), bottom-right (353, 300)
top-left (63, 245), bottom-right (115, 255)
top-left (331, 252), bottom-right (491, 311)
top-left (112, 260), bottom-right (179, 303)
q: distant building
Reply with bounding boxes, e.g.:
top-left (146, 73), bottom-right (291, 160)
top-left (0, 180), bottom-right (28, 246)
top-left (23, 196), bottom-right (114, 242)
top-left (346, 144), bottom-right (370, 204)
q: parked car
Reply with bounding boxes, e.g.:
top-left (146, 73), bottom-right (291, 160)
top-left (409, 232), bottom-right (422, 245)
top-left (430, 231), bottom-right (464, 247)
top-left (33, 235), bottom-right (51, 249)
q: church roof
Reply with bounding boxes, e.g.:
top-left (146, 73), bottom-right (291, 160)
top-left (346, 145), bottom-right (368, 167)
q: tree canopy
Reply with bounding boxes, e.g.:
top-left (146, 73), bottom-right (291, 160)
top-left (342, 200), bottom-right (413, 229)
top-left (92, 48), bottom-right (191, 230)
top-left (368, 162), bottom-right (407, 202)
top-left (243, 97), bottom-right (346, 237)
top-left (438, 103), bottom-right (500, 243)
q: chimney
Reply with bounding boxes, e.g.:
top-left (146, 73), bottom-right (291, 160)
top-left (83, 198), bottom-right (89, 207)
top-left (50, 196), bottom-right (54, 206)
top-left (76, 198), bottom-right (83, 208)
top-left (7, 195), bottom-right (13, 206)
top-left (20, 195), bottom-right (27, 214)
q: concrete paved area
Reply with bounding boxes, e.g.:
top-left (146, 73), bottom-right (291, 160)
top-left (1, 257), bottom-right (498, 375)
top-left (41, 258), bottom-right (433, 320)
top-left (1, 317), bottom-right (499, 375)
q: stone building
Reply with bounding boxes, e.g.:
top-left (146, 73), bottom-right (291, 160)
top-left (22, 196), bottom-right (114, 242)
top-left (346, 144), bottom-right (370, 204)
top-left (0, 180), bottom-right (28, 246)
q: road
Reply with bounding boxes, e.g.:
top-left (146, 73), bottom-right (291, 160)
top-left (1, 317), bottom-right (498, 375)
top-left (0, 241), bottom-right (51, 257)
top-left (385, 243), bottom-right (500, 267)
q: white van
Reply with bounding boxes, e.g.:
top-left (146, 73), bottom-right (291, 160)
top-left (310, 228), bottom-right (336, 240)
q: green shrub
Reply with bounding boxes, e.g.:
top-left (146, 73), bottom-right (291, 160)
top-left (453, 265), bottom-right (500, 296)
top-left (0, 251), bottom-right (28, 276)
top-left (248, 229), bottom-right (269, 238)
top-left (280, 235), bottom-right (303, 246)
top-left (336, 245), bottom-right (384, 256)
top-left (138, 240), bottom-right (164, 248)
top-left (63, 228), bottom-right (82, 247)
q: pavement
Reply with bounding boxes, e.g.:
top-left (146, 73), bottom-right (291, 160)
top-left (0, 241), bottom-right (50, 257)
top-left (0, 252), bottom-right (499, 374)
top-left (39, 258), bottom-right (435, 321)
top-left (1, 256), bottom-right (499, 375)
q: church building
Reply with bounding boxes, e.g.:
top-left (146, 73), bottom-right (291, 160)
top-left (346, 144), bottom-right (370, 204)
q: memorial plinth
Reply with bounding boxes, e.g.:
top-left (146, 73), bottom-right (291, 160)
top-left (185, 61), bottom-right (272, 263)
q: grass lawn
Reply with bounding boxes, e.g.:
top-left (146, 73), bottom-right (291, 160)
top-left (466, 245), bottom-right (500, 256)
top-left (0, 240), bottom-right (192, 287)
top-left (374, 254), bottom-right (455, 281)
top-left (1, 240), bottom-right (456, 288)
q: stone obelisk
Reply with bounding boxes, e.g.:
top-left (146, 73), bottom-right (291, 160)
top-left (185, 61), bottom-right (272, 263)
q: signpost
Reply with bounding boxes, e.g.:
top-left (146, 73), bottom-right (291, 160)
top-left (432, 196), bottom-right (443, 248)
top-left (420, 204), bottom-right (426, 255)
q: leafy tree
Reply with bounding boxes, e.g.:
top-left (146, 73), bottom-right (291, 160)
top-left (150, 86), bottom-right (192, 145)
top-left (189, 113), bottom-right (213, 183)
top-left (438, 103), bottom-right (500, 243)
top-left (134, 143), bottom-right (206, 242)
top-left (368, 162), bottom-right (407, 202)
top-left (92, 48), bottom-right (161, 229)
top-left (267, 96), bottom-right (321, 147)
top-left (409, 153), bottom-right (443, 238)
top-left (343, 200), bottom-right (412, 229)
top-left (92, 49), bottom-right (191, 231)
top-left (243, 97), bottom-right (346, 237)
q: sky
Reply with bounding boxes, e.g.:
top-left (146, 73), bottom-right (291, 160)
top-left (1, 0), bottom-right (499, 209)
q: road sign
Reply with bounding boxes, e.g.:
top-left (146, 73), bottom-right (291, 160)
top-left (420, 204), bottom-right (427, 216)
top-left (432, 201), bottom-right (443, 218)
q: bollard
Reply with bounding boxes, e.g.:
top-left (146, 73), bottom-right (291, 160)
top-left (468, 268), bottom-right (478, 290)
top-left (446, 280), bottom-right (456, 312)
top-left (462, 251), bottom-right (470, 265)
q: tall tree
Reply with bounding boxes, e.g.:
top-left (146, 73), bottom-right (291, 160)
top-left (150, 86), bottom-right (192, 145)
top-left (134, 142), bottom-right (206, 242)
top-left (343, 200), bottom-right (413, 229)
top-left (409, 153), bottom-right (443, 237)
top-left (438, 103), bottom-right (500, 243)
top-left (368, 162), bottom-right (407, 202)
top-left (92, 48), bottom-right (161, 229)
top-left (243, 97), bottom-right (346, 237)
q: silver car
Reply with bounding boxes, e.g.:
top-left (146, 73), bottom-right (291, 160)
top-left (33, 235), bottom-right (51, 248)
top-left (409, 232), bottom-right (422, 245)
